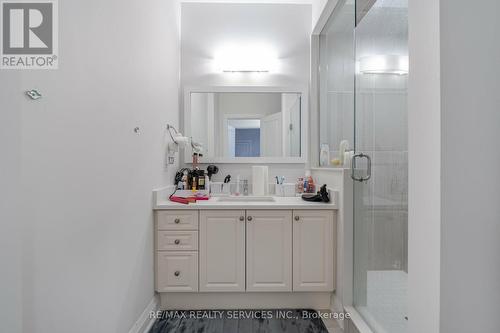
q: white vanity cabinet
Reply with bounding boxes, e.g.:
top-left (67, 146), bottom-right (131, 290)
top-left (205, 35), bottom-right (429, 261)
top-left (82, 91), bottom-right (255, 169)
top-left (199, 210), bottom-right (246, 292)
top-left (246, 210), bottom-right (292, 292)
top-left (293, 210), bottom-right (335, 291)
top-left (155, 208), bottom-right (336, 296)
top-left (155, 210), bottom-right (199, 292)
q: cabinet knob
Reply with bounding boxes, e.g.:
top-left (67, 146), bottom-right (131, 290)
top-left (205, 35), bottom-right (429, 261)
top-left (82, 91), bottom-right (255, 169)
top-left (174, 218), bottom-right (180, 224)
top-left (239, 216), bottom-right (245, 221)
top-left (174, 271), bottom-right (180, 277)
top-left (294, 216), bottom-right (300, 221)
top-left (247, 216), bottom-right (253, 221)
top-left (174, 239), bottom-right (180, 245)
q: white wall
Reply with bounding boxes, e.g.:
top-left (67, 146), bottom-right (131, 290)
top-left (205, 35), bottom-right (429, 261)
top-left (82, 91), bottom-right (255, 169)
top-left (181, 3), bottom-right (311, 88)
top-left (181, 2), bottom-right (311, 181)
top-left (312, 0), bottom-right (329, 29)
top-left (0, 0), bottom-right (181, 332)
top-left (407, 0), bottom-right (441, 332)
top-left (439, 0), bottom-right (500, 331)
top-left (409, 0), bottom-right (500, 332)
top-left (0, 70), bottom-right (23, 333)
top-left (312, 168), bottom-right (352, 330)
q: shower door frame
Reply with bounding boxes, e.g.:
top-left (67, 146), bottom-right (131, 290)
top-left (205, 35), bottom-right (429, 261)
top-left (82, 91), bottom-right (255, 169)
top-left (311, 0), bottom-right (360, 331)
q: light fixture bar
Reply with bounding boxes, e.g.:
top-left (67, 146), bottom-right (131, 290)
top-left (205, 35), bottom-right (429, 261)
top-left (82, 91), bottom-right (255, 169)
top-left (214, 44), bottom-right (278, 73)
top-left (359, 55), bottom-right (409, 75)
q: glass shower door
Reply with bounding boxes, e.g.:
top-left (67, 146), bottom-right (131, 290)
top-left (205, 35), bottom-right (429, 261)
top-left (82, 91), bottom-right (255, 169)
top-left (352, 1), bottom-right (408, 332)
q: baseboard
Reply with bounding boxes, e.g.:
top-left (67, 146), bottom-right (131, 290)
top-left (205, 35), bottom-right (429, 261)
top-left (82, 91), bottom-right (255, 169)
top-left (330, 294), bottom-right (345, 329)
top-left (128, 296), bottom-right (159, 333)
top-left (344, 306), bottom-right (374, 333)
top-left (160, 292), bottom-right (332, 310)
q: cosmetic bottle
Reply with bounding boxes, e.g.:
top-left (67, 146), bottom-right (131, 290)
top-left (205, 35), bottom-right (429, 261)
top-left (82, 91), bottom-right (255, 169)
top-left (297, 177), bottom-right (304, 194)
top-left (320, 144), bottom-right (330, 167)
top-left (304, 170), bottom-right (313, 193)
top-left (307, 176), bottom-right (315, 193)
top-left (197, 170), bottom-right (206, 190)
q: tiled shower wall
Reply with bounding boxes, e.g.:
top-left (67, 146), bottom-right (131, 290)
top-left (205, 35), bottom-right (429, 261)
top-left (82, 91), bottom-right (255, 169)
top-left (353, 3), bottom-right (409, 275)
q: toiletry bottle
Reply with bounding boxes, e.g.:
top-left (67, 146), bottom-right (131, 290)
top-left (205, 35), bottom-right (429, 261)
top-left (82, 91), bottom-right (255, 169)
top-left (192, 172), bottom-right (198, 191)
top-left (320, 144), bottom-right (330, 167)
top-left (197, 170), bottom-right (206, 190)
top-left (344, 150), bottom-right (354, 168)
top-left (339, 140), bottom-right (349, 166)
top-left (307, 176), bottom-right (315, 193)
top-left (182, 171), bottom-right (188, 190)
top-left (297, 177), bottom-right (304, 193)
top-left (304, 170), bottom-right (312, 193)
top-left (205, 175), bottom-right (210, 194)
top-left (235, 175), bottom-right (241, 196)
top-left (192, 153), bottom-right (198, 169)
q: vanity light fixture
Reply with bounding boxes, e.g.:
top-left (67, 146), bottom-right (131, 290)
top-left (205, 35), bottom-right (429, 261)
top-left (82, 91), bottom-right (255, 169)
top-left (214, 44), bottom-right (278, 73)
top-left (359, 55), bottom-right (409, 75)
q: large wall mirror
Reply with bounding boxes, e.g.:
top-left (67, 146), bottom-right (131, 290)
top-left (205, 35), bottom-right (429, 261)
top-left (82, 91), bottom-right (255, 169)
top-left (184, 87), bottom-right (307, 163)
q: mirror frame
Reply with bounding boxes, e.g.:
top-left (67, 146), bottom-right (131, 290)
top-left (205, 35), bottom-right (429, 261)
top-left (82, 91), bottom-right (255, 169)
top-left (184, 86), bottom-right (308, 164)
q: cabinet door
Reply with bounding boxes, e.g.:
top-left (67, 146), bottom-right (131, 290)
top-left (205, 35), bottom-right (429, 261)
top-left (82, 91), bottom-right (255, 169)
top-left (246, 210), bottom-right (292, 291)
top-left (156, 251), bottom-right (198, 292)
top-left (293, 210), bottom-right (336, 291)
top-left (199, 210), bottom-right (245, 292)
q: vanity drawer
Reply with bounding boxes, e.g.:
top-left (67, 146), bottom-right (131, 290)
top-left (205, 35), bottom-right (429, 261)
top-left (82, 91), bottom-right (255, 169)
top-left (156, 251), bottom-right (198, 292)
top-left (157, 231), bottom-right (198, 251)
top-left (156, 210), bottom-right (199, 230)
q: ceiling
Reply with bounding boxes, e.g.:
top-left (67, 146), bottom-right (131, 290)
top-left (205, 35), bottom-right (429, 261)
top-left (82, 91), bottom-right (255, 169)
top-left (373, 0), bottom-right (408, 8)
top-left (181, 0), bottom-right (313, 4)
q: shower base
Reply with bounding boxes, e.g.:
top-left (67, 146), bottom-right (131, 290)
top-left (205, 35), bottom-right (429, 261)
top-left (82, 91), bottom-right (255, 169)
top-left (357, 270), bottom-right (408, 333)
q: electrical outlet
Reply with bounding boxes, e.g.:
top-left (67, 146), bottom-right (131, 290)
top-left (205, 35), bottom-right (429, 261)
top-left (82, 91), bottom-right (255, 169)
top-left (168, 156), bottom-right (175, 164)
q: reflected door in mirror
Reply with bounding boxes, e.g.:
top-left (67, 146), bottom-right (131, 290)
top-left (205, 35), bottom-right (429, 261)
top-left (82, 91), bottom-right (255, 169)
top-left (189, 92), bottom-right (302, 160)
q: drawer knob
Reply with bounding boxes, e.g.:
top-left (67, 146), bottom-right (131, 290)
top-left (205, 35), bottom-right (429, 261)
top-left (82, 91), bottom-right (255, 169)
top-left (174, 271), bottom-right (180, 277)
top-left (295, 216), bottom-right (300, 221)
top-left (174, 218), bottom-right (180, 224)
top-left (247, 216), bottom-right (253, 221)
top-left (239, 216), bottom-right (245, 221)
top-left (174, 239), bottom-right (180, 245)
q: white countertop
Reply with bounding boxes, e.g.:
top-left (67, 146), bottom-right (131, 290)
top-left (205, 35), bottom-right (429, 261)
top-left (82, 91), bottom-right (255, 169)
top-left (153, 187), bottom-right (338, 210)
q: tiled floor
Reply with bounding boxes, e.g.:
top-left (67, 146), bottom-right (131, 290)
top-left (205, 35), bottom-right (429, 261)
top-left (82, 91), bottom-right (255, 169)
top-left (149, 309), bottom-right (332, 333)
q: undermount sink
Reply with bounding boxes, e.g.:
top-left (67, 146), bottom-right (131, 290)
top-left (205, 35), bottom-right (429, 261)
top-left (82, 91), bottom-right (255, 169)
top-left (216, 196), bottom-right (275, 203)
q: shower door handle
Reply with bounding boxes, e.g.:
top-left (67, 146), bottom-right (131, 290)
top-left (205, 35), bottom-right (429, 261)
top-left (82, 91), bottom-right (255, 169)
top-left (350, 153), bottom-right (372, 182)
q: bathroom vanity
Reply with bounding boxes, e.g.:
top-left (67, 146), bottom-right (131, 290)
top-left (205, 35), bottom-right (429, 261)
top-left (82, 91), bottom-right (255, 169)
top-left (152, 85), bottom-right (340, 309)
top-left (153, 190), bottom-right (338, 309)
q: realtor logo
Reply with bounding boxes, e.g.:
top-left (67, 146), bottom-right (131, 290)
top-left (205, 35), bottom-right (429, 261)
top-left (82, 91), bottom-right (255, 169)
top-left (1, 0), bottom-right (58, 69)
